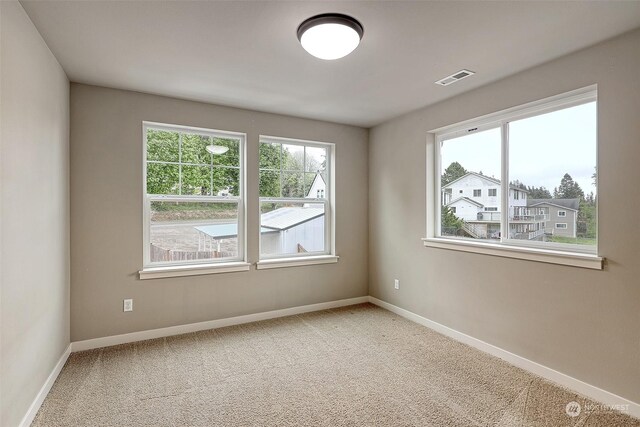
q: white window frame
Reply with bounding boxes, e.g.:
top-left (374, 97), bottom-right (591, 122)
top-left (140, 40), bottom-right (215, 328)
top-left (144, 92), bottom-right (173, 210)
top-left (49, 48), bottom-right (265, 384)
top-left (558, 210), bottom-right (567, 217)
top-left (424, 86), bottom-right (603, 270)
top-left (256, 135), bottom-right (337, 269)
top-left (555, 223), bottom-right (568, 229)
top-left (140, 122), bottom-right (249, 279)
top-left (488, 189), bottom-right (497, 197)
top-left (473, 189), bottom-right (481, 197)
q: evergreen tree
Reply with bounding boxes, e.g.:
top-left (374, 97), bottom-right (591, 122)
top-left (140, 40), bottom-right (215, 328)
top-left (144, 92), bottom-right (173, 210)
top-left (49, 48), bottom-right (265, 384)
top-left (527, 186), bottom-right (552, 199)
top-left (554, 173), bottom-right (584, 199)
top-left (441, 206), bottom-right (463, 229)
top-left (441, 162), bottom-right (467, 185)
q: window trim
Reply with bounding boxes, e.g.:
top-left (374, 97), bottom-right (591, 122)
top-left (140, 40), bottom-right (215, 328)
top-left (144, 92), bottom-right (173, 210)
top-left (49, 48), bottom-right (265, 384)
top-left (426, 85), bottom-right (602, 269)
top-left (558, 210), bottom-right (567, 217)
top-left (141, 122), bottom-right (247, 273)
top-left (258, 135), bottom-right (336, 261)
top-left (555, 223), bottom-right (568, 229)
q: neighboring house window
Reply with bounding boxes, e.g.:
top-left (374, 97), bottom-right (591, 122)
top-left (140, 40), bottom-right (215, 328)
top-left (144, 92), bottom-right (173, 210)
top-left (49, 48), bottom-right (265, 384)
top-left (259, 136), bottom-right (334, 259)
top-left (485, 207), bottom-right (498, 212)
top-left (450, 207), bottom-right (457, 213)
top-left (143, 122), bottom-right (245, 268)
top-left (433, 87), bottom-right (597, 255)
top-left (556, 223), bottom-right (568, 229)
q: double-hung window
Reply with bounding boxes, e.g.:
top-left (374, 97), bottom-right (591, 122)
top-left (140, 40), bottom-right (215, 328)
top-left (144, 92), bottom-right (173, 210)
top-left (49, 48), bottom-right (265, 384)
top-left (258, 136), bottom-right (334, 262)
top-left (428, 87), bottom-right (601, 268)
top-left (142, 122), bottom-right (245, 271)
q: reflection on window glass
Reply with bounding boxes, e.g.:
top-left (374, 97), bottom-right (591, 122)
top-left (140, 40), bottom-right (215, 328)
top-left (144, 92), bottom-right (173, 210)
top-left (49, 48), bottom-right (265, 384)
top-left (440, 128), bottom-right (501, 240)
top-left (146, 129), bottom-right (240, 196)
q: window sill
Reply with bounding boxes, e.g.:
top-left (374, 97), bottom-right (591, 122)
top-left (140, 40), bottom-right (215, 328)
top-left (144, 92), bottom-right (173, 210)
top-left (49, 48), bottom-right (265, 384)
top-left (139, 261), bottom-right (251, 280)
top-left (256, 255), bottom-right (339, 270)
top-left (422, 238), bottom-right (603, 270)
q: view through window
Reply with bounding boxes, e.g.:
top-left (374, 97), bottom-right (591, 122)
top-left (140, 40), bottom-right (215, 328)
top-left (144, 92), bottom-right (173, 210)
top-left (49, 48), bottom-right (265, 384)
top-left (259, 137), bottom-right (332, 258)
top-left (144, 124), bottom-right (244, 266)
top-left (438, 95), bottom-right (597, 253)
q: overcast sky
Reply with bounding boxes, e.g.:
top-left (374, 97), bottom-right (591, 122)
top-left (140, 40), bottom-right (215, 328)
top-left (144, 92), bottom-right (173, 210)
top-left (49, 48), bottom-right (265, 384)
top-left (441, 102), bottom-right (597, 196)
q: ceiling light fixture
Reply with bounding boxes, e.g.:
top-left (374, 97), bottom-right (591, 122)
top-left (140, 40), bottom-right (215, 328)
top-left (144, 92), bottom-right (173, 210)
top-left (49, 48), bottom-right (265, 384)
top-left (297, 13), bottom-right (364, 60)
top-left (206, 145), bottom-right (229, 155)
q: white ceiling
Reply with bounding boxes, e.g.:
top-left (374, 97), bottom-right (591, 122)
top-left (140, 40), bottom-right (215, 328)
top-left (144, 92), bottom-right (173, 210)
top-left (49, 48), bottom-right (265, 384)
top-left (20, 1), bottom-right (640, 128)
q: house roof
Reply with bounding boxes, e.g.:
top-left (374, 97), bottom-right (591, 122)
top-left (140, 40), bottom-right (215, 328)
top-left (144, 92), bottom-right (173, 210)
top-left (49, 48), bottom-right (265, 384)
top-left (527, 198), bottom-right (579, 211)
top-left (446, 196), bottom-right (484, 208)
top-left (260, 206), bottom-right (324, 231)
top-left (443, 172), bottom-right (529, 192)
top-left (195, 224), bottom-right (272, 239)
top-left (195, 206), bottom-right (324, 239)
top-left (306, 173), bottom-right (326, 198)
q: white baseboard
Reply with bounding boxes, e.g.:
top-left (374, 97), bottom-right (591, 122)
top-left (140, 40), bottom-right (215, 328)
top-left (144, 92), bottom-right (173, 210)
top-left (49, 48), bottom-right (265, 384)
top-left (19, 343), bottom-right (71, 427)
top-left (71, 296), bottom-right (369, 352)
top-left (367, 296), bottom-right (640, 419)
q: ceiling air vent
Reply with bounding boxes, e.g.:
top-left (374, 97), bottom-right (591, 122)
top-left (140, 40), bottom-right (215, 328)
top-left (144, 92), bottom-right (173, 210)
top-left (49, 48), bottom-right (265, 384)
top-left (435, 69), bottom-right (475, 86)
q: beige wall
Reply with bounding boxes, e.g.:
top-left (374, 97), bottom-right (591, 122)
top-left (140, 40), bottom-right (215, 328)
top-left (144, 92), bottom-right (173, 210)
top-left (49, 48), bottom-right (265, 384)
top-left (0, 2), bottom-right (70, 426)
top-left (70, 84), bottom-right (368, 342)
top-left (369, 29), bottom-right (640, 404)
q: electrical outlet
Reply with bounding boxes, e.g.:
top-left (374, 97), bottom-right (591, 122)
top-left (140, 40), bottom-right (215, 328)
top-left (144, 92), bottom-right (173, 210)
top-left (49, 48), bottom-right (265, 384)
top-left (123, 299), bottom-right (133, 312)
top-left (394, 279), bottom-right (400, 290)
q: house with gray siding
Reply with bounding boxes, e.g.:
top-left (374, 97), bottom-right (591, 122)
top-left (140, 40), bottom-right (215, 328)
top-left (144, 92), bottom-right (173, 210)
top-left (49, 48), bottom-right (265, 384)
top-left (527, 198), bottom-right (579, 238)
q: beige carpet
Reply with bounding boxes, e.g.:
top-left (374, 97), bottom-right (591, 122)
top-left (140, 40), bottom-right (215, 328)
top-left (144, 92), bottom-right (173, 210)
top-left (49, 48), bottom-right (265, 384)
top-left (33, 304), bottom-right (638, 426)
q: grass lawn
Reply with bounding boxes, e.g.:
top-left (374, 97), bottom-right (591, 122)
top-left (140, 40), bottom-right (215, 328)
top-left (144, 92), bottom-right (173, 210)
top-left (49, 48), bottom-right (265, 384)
top-left (549, 236), bottom-right (597, 245)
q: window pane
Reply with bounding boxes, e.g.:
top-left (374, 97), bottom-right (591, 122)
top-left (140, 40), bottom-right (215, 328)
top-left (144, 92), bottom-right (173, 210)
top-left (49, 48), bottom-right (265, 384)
top-left (213, 167), bottom-right (239, 197)
top-left (260, 170), bottom-right (280, 197)
top-left (181, 165), bottom-right (212, 195)
top-left (260, 142), bottom-right (281, 169)
top-left (508, 102), bottom-right (596, 248)
top-left (440, 128), bottom-right (501, 240)
top-left (260, 202), bottom-right (325, 257)
top-left (212, 137), bottom-right (240, 167)
top-left (146, 163), bottom-right (179, 195)
top-left (305, 146), bottom-right (327, 172)
top-left (282, 144), bottom-right (304, 171)
top-left (181, 133), bottom-right (210, 164)
top-left (282, 172), bottom-right (304, 198)
top-left (147, 129), bottom-right (179, 162)
top-left (150, 201), bottom-right (238, 262)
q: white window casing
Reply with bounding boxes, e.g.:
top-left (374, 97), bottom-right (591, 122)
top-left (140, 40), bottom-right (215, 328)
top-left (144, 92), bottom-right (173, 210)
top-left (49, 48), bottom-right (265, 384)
top-left (140, 122), bottom-right (247, 278)
top-left (425, 85), bottom-right (603, 270)
top-left (257, 135), bottom-right (336, 265)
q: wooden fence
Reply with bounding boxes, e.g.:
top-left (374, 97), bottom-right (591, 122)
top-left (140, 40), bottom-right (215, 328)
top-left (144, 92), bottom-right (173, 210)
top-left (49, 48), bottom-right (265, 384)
top-left (150, 243), bottom-right (219, 263)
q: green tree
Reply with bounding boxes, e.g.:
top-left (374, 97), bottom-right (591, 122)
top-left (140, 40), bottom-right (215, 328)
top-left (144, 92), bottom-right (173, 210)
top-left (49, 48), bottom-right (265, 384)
top-left (553, 173), bottom-right (584, 199)
top-left (527, 186), bottom-right (552, 199)
top-left (146, 130), bottom-right (242, 196)
top-left (441, 162), bottom-right (467, 185)
top-left (441, 206), bottom-right (463, 229)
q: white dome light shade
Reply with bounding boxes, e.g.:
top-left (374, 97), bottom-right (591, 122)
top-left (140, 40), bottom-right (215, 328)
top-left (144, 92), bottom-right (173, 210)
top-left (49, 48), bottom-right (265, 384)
top-left (206, 145), bottom-right (229, 155)
top-left (297, 14), bottom-right (363, 60)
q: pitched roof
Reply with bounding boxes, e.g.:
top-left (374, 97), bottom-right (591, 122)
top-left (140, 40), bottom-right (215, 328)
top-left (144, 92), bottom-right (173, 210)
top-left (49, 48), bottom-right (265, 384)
top-left (195, 224), bottom-right (272, 239)
top-left (260, 206), bottom-right (324, 230)
top-left (195, 206), bottom-right (324, 239)
top-left (443, 172), bottom-right (529, 192)
top-left (446, 196), bottom-right (484, 208)
top-left (527, 198), bottom-right (579, 211)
